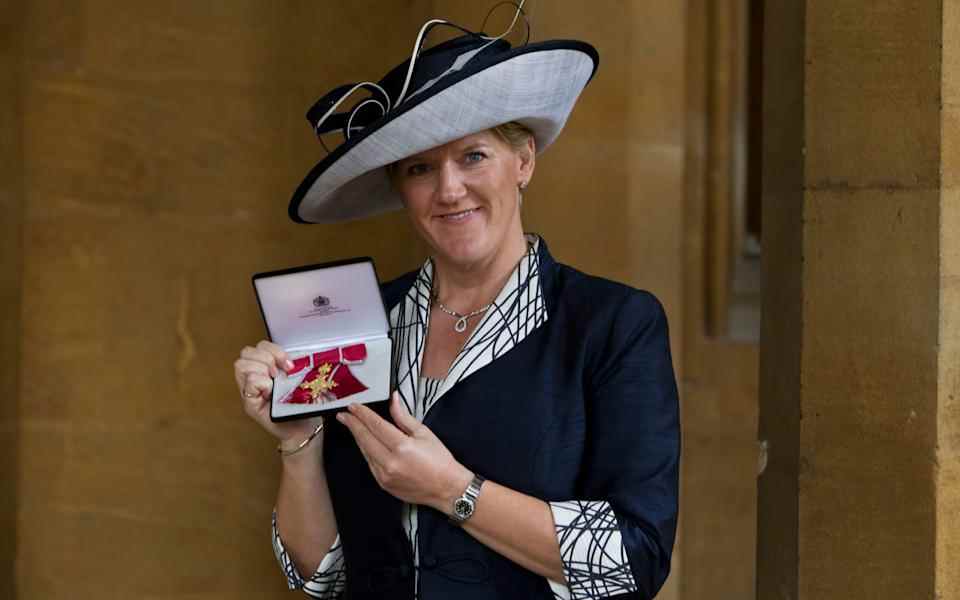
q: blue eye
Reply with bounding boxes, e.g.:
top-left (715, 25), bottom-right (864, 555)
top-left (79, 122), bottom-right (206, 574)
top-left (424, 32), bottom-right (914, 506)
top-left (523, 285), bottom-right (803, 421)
top-left (465, 151), bottom-right (486, 164)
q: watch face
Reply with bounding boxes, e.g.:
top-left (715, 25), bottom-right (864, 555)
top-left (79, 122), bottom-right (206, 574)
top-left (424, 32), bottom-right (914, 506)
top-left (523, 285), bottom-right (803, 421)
top-left (453, 498), bottom-right (475, 520)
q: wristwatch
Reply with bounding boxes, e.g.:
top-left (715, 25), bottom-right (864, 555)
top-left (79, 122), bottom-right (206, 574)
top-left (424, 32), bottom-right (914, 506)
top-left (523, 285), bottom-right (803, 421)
top-left (450, 473), bottom-right (485, 524)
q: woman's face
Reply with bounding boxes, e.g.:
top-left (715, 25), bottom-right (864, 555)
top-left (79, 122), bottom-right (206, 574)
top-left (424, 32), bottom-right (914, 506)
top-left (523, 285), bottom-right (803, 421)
top-left (393, 129), bottom-right (535, 270)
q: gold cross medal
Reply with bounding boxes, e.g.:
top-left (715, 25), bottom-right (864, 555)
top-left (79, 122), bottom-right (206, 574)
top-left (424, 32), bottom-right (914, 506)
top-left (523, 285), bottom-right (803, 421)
top-left (299, 363), bottom-right (338, 403)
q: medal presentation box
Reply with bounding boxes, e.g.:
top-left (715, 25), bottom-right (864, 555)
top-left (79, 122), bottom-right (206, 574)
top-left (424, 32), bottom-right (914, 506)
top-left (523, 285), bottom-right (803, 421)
top-left (252, 258), bottom-right (392, 422)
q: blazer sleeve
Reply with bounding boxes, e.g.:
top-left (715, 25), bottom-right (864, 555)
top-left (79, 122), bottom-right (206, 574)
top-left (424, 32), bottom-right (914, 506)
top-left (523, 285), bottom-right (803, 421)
top-left (548, 290), bottom-right (680, 600)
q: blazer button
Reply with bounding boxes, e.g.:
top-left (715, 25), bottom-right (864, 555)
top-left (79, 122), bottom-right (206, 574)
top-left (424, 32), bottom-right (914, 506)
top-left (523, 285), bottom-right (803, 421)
top-left (420, 555), bottom-right (438, 569)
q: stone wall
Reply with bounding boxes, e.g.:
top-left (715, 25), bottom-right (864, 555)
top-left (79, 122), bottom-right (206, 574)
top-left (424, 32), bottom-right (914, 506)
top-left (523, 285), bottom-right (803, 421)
top-left (938, 2), bottom-right (960, 597)
top-left (759, 2), bottom-right (958, 598)
top-left (0, 1), bottom-right (24, 598)
top-left (3, 1), bottom-right (770, 598)
top-left (13, 2), bottom-right (431, 598)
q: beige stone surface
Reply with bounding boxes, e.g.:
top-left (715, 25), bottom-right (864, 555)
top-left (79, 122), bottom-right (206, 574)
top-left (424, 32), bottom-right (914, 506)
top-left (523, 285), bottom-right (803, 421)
top-left (804, 2), bottom-right (942, 190)
top-left (938, 1), bottom-right (960, 592)
top-left (0, 1), bottom-right (24, 598)
top-left (939, 187), bottom-right (960, 600)
top-left (681, 3), bottom-right (762, 597)
top-left (10, 1), bottom-right (723, 598)
top-left (800, 189), bottom-right (939, 599)
top-left (946, 106), bottom-right (960, 190)
top-left (523, 0), bottom-right (687, 316)
top-left (946, 0), bottom-right (960, 106)
top-left (756, 2), bottom-right (806, 599)
top-left (946, 3), bottom-right (960, 191)
top-left (759, 3), bottom-right (958, 599)
top-left (680, 341), bottom-right (757, 600)
top-left (15, 2), bottom-right (431, 598)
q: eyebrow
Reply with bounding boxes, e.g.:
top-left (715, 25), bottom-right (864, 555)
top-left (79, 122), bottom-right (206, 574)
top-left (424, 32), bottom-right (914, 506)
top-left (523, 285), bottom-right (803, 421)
top-left (397, 154), bottom-right (427, 166)
top-left (460, 143), bottom-right (493, 153)
top-left (400, 142), bottom-right (493, 165)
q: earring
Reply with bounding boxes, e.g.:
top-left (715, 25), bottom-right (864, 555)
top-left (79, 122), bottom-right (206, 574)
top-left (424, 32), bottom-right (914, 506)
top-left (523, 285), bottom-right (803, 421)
top-left (518, 181), bottom-right (528, 191)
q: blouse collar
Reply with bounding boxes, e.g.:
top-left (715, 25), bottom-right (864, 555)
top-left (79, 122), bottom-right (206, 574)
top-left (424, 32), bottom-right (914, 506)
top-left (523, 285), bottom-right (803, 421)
top-left (390, 234), bottom-right (549, 418)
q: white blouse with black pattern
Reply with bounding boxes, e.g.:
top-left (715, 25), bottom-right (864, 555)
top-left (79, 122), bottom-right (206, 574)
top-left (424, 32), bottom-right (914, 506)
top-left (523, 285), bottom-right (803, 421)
top-left (271, 236), bottom-right (638, 599)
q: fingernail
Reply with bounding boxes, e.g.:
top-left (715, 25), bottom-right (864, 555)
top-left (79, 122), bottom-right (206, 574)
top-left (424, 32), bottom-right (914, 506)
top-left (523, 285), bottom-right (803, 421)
top-left (285, 360), bottom-right (294, 370)
top-left (336, 413), bottom-right (346, 423)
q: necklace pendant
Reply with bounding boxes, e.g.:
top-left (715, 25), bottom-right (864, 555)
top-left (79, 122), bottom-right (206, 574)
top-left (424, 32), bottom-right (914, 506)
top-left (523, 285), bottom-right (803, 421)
top-left (454, 317), bottom-right (469, 333)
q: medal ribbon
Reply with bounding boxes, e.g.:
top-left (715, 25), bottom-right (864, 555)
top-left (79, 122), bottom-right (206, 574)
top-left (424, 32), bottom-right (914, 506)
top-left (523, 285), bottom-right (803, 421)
top-left (281, 343), bottom-right (369, 404)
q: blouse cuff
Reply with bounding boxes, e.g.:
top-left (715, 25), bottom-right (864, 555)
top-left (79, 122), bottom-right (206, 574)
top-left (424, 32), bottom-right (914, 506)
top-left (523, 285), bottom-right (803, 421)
top-left (272, 510), bottom-right (346, 598)
top-left (549, 500), bottom-right (638, 599)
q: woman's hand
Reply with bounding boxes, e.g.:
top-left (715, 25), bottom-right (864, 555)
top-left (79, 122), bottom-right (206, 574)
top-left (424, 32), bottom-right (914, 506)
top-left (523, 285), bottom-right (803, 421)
top-left (233, 340), bottom-right (323, 445)
top-left (339, 393), bottom-right (567, 582)
top-left (337, 392), bottom-right (473, 512)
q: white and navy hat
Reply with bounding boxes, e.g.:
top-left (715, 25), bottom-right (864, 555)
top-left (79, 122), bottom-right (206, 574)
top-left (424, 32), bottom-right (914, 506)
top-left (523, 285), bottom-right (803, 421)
top-left (289, 11), bottom-right (599, 224)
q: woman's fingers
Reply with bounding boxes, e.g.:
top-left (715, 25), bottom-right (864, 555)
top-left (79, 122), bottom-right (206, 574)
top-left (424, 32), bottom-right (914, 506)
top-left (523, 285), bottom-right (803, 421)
top-left (240, 343), bottom-right (290, 378)
top-left (234, 357), bottom-right (272, 379)
top-left (241, 372), bottom-right (273, 409)
top-left (256, 340), bottom-right (295, 373)
top-left (339, 400), bottom-right (464, 507)
top-left (347, 403), bottom-right (408, 450)
top-left (234, 341), bottom-right (293, 393)
top-left (233, 357), bottom-right (275, 401)
top-left (240, 346), bottom-right (278, 377)
top-left (389, 392), bottom-right (420, 436)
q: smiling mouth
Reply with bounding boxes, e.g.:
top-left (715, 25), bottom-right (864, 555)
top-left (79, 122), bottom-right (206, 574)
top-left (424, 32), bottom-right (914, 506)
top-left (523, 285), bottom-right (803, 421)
top-left (436, 208), bottom-right (479, 222)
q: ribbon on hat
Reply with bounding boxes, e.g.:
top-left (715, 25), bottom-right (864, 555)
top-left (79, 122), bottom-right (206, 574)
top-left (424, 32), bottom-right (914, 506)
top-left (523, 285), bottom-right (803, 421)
top-left (306, 1), bottom-right (530, 152)
top-left (280, 343), bottom-right (369, 404)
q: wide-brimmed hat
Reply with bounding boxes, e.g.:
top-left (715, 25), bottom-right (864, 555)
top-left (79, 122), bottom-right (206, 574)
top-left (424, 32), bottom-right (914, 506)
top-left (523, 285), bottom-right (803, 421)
top-left (289, 13), bottom-right (599, 224)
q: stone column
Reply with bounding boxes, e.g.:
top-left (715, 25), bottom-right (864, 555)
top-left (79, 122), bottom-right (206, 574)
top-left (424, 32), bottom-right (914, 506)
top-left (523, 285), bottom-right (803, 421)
top-left (0, 1), bottom-right (24, 598)
top-left (758, 1), bottom-right (959, 598)
top-left (938, 3), bottom-right (960, 597)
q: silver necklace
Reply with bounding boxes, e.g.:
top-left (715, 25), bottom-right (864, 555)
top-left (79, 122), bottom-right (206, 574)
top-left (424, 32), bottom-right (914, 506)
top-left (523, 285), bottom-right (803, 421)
top-left (429, 239), bottom-right (534, 333)
top-left (433, 298), bottom-right (492, 333)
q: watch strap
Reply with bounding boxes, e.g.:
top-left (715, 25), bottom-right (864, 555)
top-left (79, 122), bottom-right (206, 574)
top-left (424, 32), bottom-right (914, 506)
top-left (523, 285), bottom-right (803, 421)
top-left (450, 473), bottom-right (486, 524)
top-left (464, 474), bottom-right (485, 502)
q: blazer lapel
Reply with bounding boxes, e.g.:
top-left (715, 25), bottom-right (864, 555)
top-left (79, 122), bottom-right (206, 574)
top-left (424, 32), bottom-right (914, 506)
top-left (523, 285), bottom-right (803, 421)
top-left (390, 263), bottom-right (433, 417)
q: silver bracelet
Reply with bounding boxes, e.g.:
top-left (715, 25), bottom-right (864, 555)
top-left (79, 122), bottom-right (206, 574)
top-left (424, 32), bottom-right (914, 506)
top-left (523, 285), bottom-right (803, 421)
top-left (277, 419), bottom-right (325, 457)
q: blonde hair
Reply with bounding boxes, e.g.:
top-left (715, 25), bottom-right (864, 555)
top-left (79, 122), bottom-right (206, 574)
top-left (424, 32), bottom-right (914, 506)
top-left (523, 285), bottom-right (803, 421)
top-left (386, 121), bottom-right (534, 180)
top-left (490, 121), bottom-right (535, 153)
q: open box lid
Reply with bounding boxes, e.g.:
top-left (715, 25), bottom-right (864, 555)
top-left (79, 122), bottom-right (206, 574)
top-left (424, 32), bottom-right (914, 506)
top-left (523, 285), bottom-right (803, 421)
top-left (252, 257), bottom-right (389, 351)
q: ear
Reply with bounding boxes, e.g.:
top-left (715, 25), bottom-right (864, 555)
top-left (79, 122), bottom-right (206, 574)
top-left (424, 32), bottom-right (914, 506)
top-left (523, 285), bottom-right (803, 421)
top-left (518, 135), bottom-right (536, 183)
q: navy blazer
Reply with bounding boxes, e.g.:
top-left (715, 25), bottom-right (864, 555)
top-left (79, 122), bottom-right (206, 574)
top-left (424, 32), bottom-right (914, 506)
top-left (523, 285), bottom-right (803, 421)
top-left (322, 240), bottom-right (680, 599)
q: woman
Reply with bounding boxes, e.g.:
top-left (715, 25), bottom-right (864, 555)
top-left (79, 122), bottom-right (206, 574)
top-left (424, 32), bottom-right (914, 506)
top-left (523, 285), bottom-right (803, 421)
top-left (233, 11), bottom-right (679, 600)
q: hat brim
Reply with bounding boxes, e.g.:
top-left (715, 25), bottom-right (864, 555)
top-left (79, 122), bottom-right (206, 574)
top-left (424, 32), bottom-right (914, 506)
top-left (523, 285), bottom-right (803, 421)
top-left (289, 40), bottom-right (598, 224)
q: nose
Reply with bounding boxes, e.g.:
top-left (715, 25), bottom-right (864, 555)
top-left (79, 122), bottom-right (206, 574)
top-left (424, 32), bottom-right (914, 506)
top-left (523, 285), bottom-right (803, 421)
top-left (436, 162), bottom-right (467, 204)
